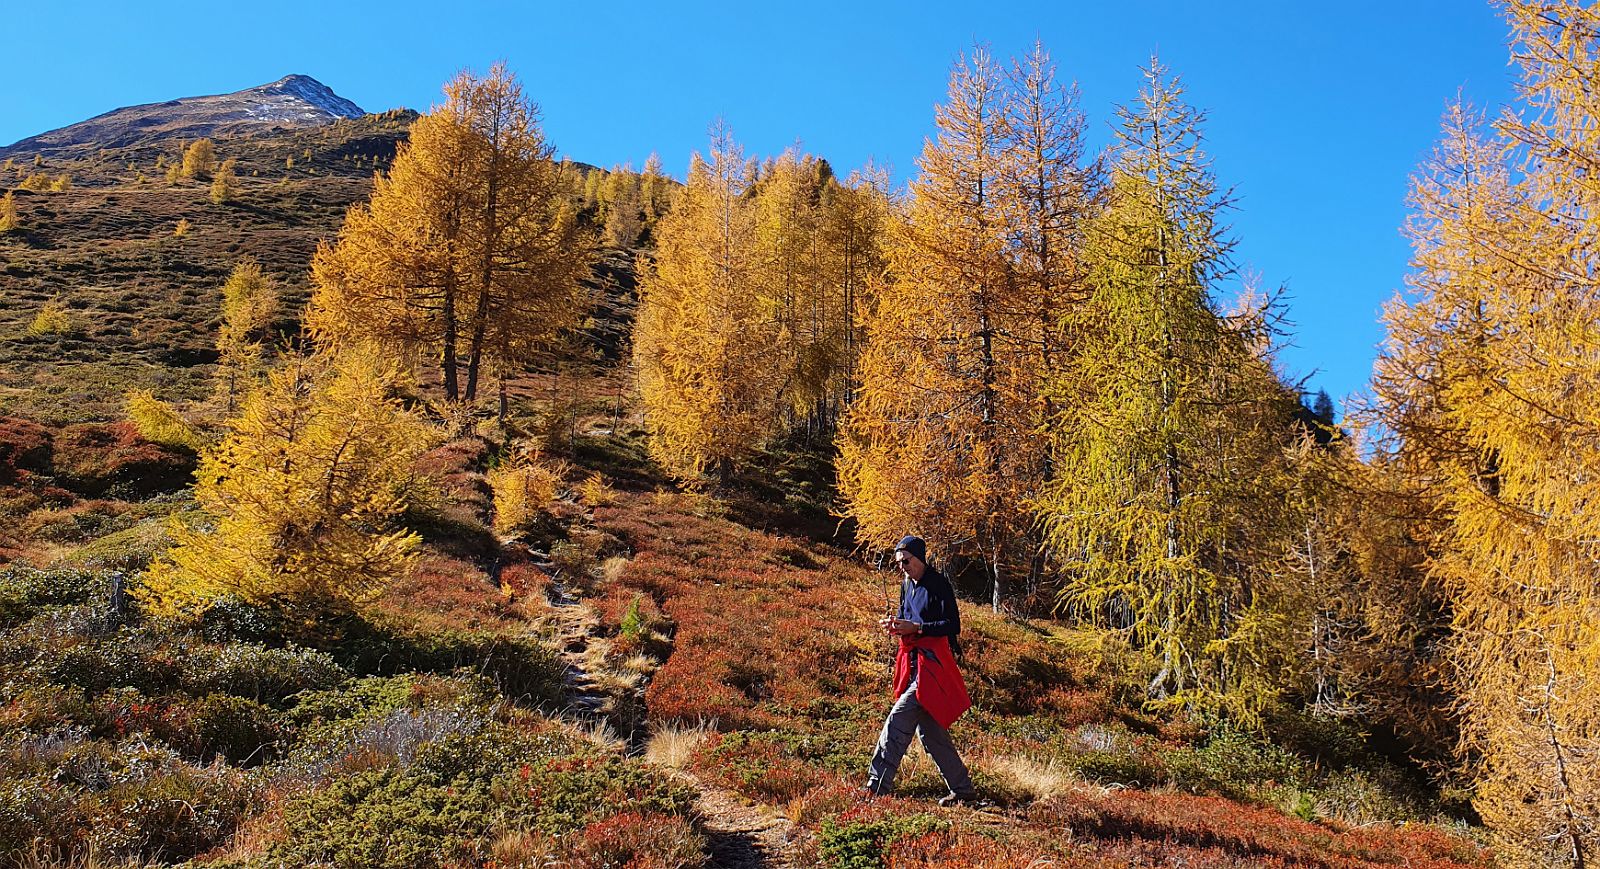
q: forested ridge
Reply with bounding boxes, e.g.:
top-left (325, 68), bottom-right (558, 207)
top-left (0, 2), bottom-right (1594, 867)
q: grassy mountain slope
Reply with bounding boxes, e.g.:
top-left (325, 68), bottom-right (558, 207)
top-left (0, 400), bottom-right (1489, 867)
top-left (0, 112), bottom-right (629, 425)
top-left (0, 101), bottom-right (1487, 868)
top-left (0, 112), bottom-right (414, 423)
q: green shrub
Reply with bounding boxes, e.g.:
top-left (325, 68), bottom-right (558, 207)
top-left (1314, 763), bottom-right (1436, 825)
top-left (181, 642), bottom-right (346, 707)
top-left (0, 737), bottom-right (259, 863)
top-left (24, 500), bottom-right (129, 544)
top-left (0, 564), bottom-right (104, 628)
top-left (287, 673), bottom-right (492, 732)
top-left (186, 693), bottom-right (281, 763)
top-left (68, 518), bottom-right (178, 571)
top-left (272, 764), bottom-right (493, 868)
top-left (818, 813), bottom-right (947, 869)
top-left (1264, 707), bottom-right (1373, 769)
top-left (1160, 728), bottom-right (1304, 801)
top-left (193, 594), bottom-right (283, 643)
top-left (266, 721), bottom-right (694, 869)
top-left (517, 751), bottom-right (699, 835)
top-left (619, 594), bottom-right (644, 639)
top-left (1068, 748), bottom-right (1162, 787)
top-left (328, 625), bottom-right (562, 707)
top-left (35, 627), bottom-right (185, 696)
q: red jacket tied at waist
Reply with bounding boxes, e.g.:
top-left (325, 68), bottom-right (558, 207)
top-left (893, 634), bottom-right (971, 729)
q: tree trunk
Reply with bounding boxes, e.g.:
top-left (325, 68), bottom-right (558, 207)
top-left (442, 269), bottom-right (460, 401)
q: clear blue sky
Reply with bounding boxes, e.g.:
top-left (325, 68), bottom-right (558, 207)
top-left (7, 1), bottom-right (1518, 410)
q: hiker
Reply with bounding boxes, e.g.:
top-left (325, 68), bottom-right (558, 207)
top-left (865, 535), bottom-right (977, 805)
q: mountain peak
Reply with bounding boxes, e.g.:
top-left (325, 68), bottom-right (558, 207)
top-left (250, 74), bottom-right (365, 119)
top-left (1, 75), bottom-right (367, 156)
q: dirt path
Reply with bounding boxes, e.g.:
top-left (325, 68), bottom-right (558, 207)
top-left (521, 548), bottom-right (804, 866)
top-left (694, 783), bottom-right (801, 869)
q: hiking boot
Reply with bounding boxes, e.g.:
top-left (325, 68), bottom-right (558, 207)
top-left (938, 790), bottom-right (979, 807)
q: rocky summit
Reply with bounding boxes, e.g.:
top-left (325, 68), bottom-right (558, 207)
top-left (0, 74), bottom-right (365, 157)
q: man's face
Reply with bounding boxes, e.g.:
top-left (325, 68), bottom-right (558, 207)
top-left (894, 550), bottom-right (926, 581)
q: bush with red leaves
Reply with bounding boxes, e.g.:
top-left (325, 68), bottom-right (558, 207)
top-left (0, 416), bottom-right (52, 485)
top-left (568, 811), bottom-right (704, 869)
top-left (52, 422), bottom-right (194, 497)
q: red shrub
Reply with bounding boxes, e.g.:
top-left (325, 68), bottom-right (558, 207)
top-left (0, 416), bottom-right (52, 484)
top-left (53, 422), bottom-right (194, 497)
top-left (1024, 789), bottom-right (1487, 869)
top-left (567, 811), bottom-right (704, 869)
top-left (413, 437), bottom-right (492, 520)
top-left (372, 554), bottom-right (530, 633)
top-left (497, 562), bottom-right (552, 603)
top-left (1037, 687), bottom-right (1113, 728)
top-left (886, 830), bottom-right (1054, 868)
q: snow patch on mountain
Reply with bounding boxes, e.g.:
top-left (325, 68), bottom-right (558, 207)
top-left (0, 74), bottom-right (368, 155)
top-left (250, 75), bottom-right (365, 121)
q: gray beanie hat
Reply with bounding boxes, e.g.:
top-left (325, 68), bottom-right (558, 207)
top-left (894, 535), bottom-right (928, 565)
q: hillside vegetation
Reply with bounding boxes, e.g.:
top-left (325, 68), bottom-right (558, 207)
top-left (2, 3), bottom-right (1598, 867)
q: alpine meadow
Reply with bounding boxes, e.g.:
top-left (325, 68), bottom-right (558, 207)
top-left (1, 2), bottom-right (1597, 868)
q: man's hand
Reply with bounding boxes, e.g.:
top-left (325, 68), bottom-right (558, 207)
top-left (878, 616), bottom-right (921, 636)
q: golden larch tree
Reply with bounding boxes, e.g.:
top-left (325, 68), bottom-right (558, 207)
top-left (308, 63), bottom-right (591, 402)
top-left (1372, 5), bottom-right (1600, 857)
top-left (209, 157), bottom-right (238, 204)
top-left (0, 191), bottom-right (19, 232)
top-left (634, 123), bottom-right (782, 481)
top-left (1036, 61), bottom-right (1301, 717)
top-left (181, 138), bottom-right (217, 179)
top-left (138, 353), bottom-right (438, 616)
top-left (215, 259), bottom-right (279, 411)
top-left (840, 46), bottom-right (1093, 610)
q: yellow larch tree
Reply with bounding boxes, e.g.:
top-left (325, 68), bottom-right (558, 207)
top-left (634, 123), bottom-right (781, 481)
top-left (209, 157), bottom-right (238, 203)
top-left (1036, 62), bottom-right (1303, 717)
top-left (308, 63), bottom-right (591, 402)
top-left (1371, 5), bottom-right (1600, 858)
top-left (840, 49), bottom-right (1012, 605)
top-left (640, 152), bottom-right (676, 227)
top-left (601, 163), bottom-right (644, 248)
top-left (137, 352), bottom-right (438, 616)
top-left (215, 259), bottom-right (279, 411)
top-left (820, 164), bottom-right (892, 407)
top-left (181, 138), bottom-right (217, 179)
top-left (840, 46), bottom-right (1093, 610)
top-left (755, 148), bottom-right (832, 431)
top-left (0, 191), bottom-right (20, 232)
top-left (124, 390), bottom-right (203, 452)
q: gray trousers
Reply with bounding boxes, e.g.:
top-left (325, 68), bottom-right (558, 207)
top-left (866, 681), bottom-right (974, 796)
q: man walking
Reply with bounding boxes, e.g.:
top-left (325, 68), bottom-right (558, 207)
top-left (865, 535), bottom-right (977, 805)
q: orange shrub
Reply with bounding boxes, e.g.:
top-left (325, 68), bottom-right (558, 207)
top-left (52, 422), bottom-right (195, 497)
top-left (0, 416), bottom-right (51, 484)
top-left (568, 811), bottom-right (703, 869)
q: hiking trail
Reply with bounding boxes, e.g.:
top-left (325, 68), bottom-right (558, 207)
top-left (515, 540), bottom-right (803, 868)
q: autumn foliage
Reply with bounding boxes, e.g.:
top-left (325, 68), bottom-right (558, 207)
top-left (308, 63), bottom-right (592, 402)
top-left (138, 353), bottom-right (437, 615)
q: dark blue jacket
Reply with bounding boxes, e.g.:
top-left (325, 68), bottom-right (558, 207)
top-left (899, 566), bottom-right (961, 651)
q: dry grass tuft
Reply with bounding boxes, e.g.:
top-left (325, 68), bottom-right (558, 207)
top-left (488, 828), bottom-right (561, 867)
top-left (580, 719), bottom-right (627, 751)
top-left (618, 652), bottom-right (658, 676)
top-left (645, 720), bottom-right (714, 769)
top-left (11, 844), bottom-right (160, 869)
top-left (587, 668), bottom-right (644, 694)
top-left (988, 753), bottom-right (1078, 801)
top-left (600, 555), bottom-right (629, 583)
